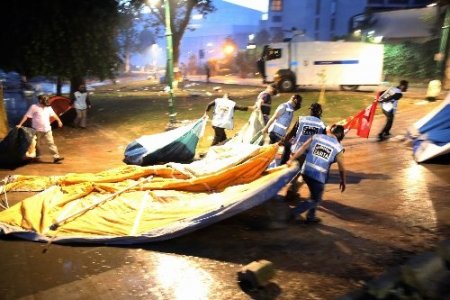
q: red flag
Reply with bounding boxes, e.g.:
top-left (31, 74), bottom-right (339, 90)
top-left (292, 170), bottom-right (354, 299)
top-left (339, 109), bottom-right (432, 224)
top-left (337, 100), bottom-right (378, 138)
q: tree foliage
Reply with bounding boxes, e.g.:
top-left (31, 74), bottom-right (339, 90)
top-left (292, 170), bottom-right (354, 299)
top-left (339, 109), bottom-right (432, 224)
top-left (383, 39), bottom-right (440, 82)
top-left (0, 0), bottom-right (122, 93)
top-left (132, 0), bottom-right (215, 67)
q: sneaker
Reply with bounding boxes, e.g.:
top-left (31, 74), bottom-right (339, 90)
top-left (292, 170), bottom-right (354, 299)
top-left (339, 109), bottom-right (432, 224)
top-left (305, 217), bottom-right (322, 224)
top-left (53, 157), bottom-right (64, 164)
top-left (378, 133), bottom-right (392, 141)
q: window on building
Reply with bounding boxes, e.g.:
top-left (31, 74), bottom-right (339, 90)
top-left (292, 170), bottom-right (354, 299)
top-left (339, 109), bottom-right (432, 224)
top-left (266, 48), bottom-right (282, 61)
top-left (388, 0), bottom-right (408, 4)
top-left (413, 0), bottom-right (431, 4)
top-left (272, 15), bottom-right (282, 23)
top-left (316, 0), bottom-right (321, 15)
top-left (330, 17), bottom-right (335, 31)
top-left (271, 0), bottom-right (283, 11)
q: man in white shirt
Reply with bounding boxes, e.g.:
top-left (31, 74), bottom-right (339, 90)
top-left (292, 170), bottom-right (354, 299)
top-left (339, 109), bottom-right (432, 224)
top-left (17, 95), bottom-right (64, 163)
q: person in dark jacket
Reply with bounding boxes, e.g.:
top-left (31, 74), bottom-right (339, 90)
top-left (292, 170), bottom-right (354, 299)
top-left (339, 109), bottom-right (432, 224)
top-left (255, 85), bottom-right (278, 125)
top-left (378, 80), bottom-right (408, 141)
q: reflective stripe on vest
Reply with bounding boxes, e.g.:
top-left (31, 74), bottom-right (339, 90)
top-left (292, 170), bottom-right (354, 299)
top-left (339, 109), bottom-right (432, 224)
top-left (301, 134), bottom-right (343, 184)
top-left (291, 116), bottom-right (326, 153)
top-left (269, 103), bottom-right (295, 137)
top-left (212, 98), bottom-right (236, 130)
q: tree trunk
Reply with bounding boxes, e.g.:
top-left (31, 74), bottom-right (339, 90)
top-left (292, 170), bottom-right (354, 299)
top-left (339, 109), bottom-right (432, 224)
top-left (173, 33), bottom-right (181, 82)
top-left (0, 83), bottom-right (9, 139)
top-left (70, 76), bottom-right (84, 99)
top-left (56, 76), bottom-right (63, 96)
top-left (444, 56), bottom-right (450, 90)
top-left (125, 52), bottom-right (130, 73)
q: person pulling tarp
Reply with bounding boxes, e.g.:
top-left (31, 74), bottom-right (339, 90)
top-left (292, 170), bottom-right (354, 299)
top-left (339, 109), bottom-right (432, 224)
top-left (0, 126), bottom-right (36, 168)
top-left (124, 117), bottom-right (207, 166)
top-left (408, 93), bottom-right (450, 163)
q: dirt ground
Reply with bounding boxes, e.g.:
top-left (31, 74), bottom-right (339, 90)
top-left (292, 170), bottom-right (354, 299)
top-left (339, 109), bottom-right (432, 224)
top-left (0, 84), bottom-right (449, 299)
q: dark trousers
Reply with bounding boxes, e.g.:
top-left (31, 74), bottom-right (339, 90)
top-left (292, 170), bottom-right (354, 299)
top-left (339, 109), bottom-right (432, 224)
top-left (292, 175), bottom-right (325, 220)
top-left (379, 109), bottom-right (395, 137)
top-left (269, 132), bottom-right (291, 165)
top-left (212, 126), bottom-right (227, 146)
top-left (269, 131), bottom-right (282, 144)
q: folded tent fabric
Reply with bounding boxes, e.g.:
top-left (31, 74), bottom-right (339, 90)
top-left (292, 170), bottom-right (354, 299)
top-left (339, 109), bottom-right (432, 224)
top-left (124, 118), bottom-right (206, 166)
top-left (0, 164), bottom-right (298, 244)
top-left (0, 144), bottom-right (297, 244)
top-left (227, 109), bottom-right (265, 145)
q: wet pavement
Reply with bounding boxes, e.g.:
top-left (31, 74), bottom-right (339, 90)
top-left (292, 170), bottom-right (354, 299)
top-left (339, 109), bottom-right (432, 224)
top-left (0, 89), bottom-right (449, 299)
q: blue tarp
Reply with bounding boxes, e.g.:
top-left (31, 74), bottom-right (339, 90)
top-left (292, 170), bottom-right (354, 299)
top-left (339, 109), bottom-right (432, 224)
top-left (410, 94), bottom-right (450, 163)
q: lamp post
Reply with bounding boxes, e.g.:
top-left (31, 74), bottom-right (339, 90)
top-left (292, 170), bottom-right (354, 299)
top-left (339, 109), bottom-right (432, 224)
top-left (163, 0), bottom-right (177, 126)
top-left (436, 5), bottom-right (450, 80)
top-left (149, 0), bottom-right (176, 126)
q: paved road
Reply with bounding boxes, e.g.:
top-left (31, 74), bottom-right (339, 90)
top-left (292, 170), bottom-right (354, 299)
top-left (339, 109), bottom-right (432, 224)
top-left (0, 87), bottom-right (449, 299)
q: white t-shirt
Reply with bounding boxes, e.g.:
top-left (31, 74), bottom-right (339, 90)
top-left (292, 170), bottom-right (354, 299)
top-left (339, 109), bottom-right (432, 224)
top-left (25, 104), bottom-right (56, 132)
top-left (73, 91), bottom-right (89, 110)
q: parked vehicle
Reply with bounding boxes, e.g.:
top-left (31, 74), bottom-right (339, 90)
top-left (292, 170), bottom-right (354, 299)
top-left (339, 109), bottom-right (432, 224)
top-left (258, 41), bottom-right (384, 92)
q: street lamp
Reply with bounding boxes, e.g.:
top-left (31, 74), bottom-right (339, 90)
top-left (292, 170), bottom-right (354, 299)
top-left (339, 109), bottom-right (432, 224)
top-left (148, 0), bottom-right (176, 126)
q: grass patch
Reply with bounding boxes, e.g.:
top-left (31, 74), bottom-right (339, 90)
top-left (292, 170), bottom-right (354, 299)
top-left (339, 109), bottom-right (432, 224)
top-left (89, 79), bottom-right (377, 150)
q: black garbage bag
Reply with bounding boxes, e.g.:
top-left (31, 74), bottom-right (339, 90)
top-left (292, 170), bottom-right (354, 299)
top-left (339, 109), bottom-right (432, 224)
top-left (0, 127), bottom-right (36, 168)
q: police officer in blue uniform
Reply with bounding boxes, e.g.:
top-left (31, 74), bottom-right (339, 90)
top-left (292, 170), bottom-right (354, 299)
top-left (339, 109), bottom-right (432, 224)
top-left (287, 125), bottom-right (346, 223)
top-left (281, 103), bottom-right (327, 197)
top-left (287, 102), bottom-right (326, 163)
top-left (262, 94), bottom-right (302, 144)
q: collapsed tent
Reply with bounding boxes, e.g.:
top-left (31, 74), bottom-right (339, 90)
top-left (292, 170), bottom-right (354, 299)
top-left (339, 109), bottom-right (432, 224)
top-left (227, 109), bottom-right (265, 145)
top-left (0, 127), bottom-right (36, 168)
top-left (124, 118), bottom-right (206, 166)
top-left (48, 95), bottom-right (75, 125)
top-left (408, 93), bottom-right (450, 163)
top-left (0, 143), bottom-right (298, 244)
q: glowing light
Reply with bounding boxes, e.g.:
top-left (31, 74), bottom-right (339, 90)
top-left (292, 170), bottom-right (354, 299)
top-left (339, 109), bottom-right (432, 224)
top-left (373, 36), bottom-right (383, 43)
top-left (223, 45), bottom-right (235, 55)
top-left (148, 0), bottom-right (160, 7)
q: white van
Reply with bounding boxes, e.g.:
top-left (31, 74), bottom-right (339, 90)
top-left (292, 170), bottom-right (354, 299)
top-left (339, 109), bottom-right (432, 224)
top-left (258, 41), bottom-right (384, 92)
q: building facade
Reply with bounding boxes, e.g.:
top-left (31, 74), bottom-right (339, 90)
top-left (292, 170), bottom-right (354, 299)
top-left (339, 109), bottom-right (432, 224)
top-left (265, 0), bottom-right (435, 41)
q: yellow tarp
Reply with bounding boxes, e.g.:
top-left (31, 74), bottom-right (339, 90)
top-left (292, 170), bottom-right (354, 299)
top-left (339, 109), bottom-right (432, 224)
top-left (0, 144), bottom-right (282, 240)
